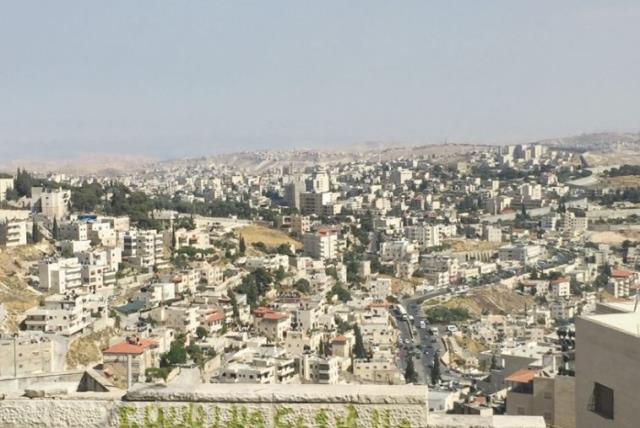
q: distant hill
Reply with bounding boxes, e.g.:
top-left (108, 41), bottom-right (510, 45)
top-left (0, 154), bottom-right (157, 176)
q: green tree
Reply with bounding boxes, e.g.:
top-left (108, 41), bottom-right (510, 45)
top-left (294, 278), bottom-right (311, 294)
top-left (430, 351), bottom-right (441, 385)
top-left (239, 236), bottom-right (246, 255)
top-left (31, 222), bottom-right (41, 243)
top-left (195, 326), bottom-right (208, 340)
top-left (327, 283), bottom-right (351, 303)
top-left (404, 355), bottom-right (418, 384)
top-left (161, 336), bottom-right (187, 367)
top-left (353, 325), bottom-right (366, 359)
top-left (229, 291), bottom-right (240, 320)
top-left (490, 353), bottom-right (499, 370)
top-left (14, 168), bottom-right (34, 197)
top-left (52, 217), bottom-right (59, 240)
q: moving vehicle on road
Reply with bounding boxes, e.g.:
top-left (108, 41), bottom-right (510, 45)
top-left (396, 304), bottom-right (408, 321)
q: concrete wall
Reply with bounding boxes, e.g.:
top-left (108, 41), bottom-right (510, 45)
top-left (575, 316), bottom-right (640, 428)
top-left (0, 384), bottom-right (546, 428)
top-left (0, 370), bottom-right (84, 391)
top-left (553, 375), bottom-right (575, 428)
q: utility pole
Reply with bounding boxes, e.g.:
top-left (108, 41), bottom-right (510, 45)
top-left (13, 333), bottom-right (18, 378)
top-left (127, 354), bottom-right (132, 390)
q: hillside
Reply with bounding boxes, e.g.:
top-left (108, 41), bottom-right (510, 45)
top-left (426, 284), bottom-right (533, 318)
top-left (0, 243), bottom-right (53, 332)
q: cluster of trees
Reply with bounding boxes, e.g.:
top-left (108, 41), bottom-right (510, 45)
top-left (327, 283), bottom-right (351, 303)
top-left (352, 325), bottom-right (366, 359)
top-left (71, 181), bottom-right (104, 212)
top-left (604, 164), bottom-right (640, 177)
top-left (148, 333), bottom-right (215, 381)
top-left (404, 355), bottom-right (418, 383)
top-left (234, 268), bottom-right (273, 309)
top-left (424, 305), bottom-right (470, 324)
top-left (105, 183), bottom-right (160, 228)
top-left (294, 278), bottom-right (311, 294)
top-left (599, 188), bottom-right (640, 206)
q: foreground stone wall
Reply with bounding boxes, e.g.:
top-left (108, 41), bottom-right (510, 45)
top-left (0, 384), bottom-right (545, 428)
top-left (0, 384), bottom-right (427, 428)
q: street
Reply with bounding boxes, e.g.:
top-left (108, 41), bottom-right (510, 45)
top-left (396, 290), bottom-right (462, 388)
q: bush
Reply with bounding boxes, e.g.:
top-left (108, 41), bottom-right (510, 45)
top-left (425, 305), bottom-right (470, 324)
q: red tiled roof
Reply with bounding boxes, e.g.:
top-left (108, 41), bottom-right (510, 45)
top-left (103, 339), bottom-right (157, 356)
top-left (207, 312), bottom-right (224, 322)
top-left (551, 277), bottom-right (570, 285)
top-left (262, 311), bottom-right (288, 321)
top-left (333, 335), bottom-right (348, 343)
top-left (612, 269), bottom-right (634, 278)
top-left (505, 368), bottom-right (539, 384)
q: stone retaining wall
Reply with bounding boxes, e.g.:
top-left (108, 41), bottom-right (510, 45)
top-left (0, 383), bottom-right (545, 428)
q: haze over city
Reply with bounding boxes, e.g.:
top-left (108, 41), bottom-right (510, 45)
top-left (2, 0), bottom-right (640, 160)
top-left (2, 3), bottom-right (640, 428)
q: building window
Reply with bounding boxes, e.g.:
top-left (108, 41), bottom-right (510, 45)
top-left (590, 382), bottom-right (614, 420)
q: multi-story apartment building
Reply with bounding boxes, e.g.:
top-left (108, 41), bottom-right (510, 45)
top-left (563, 211), bottom-right (588, 239)
top-left (404, 224), bottom-right (441, 248)
top-left (253, 307), bottom-right (290, 342)
top-left (102, 337), bottom-right (159, 385)
top-left (303, 229), bottom-right (338, 260)
top-left (23, 292), bottom-right (107, 336)
top-left (220, 345), bottom-right (297, 384)
top-left (482, 225), bottom-right (502, 243)
top-left (299, 192), bottom-right (332, 216)
top-left (123, 229), bottom-right (165, 269)
top-left (38, 257), bottom-right (82, 293)
top-left (299, 353), bottom-right (340, 384)
top-left (32, 187), bottom-right (71, 219)
top-left (575, 306), bottom-right (640, 428)
top-left (0, 220), bottom-right (27, 247)
top-left (284, 179), bottom-right (306, 210)
top-left (380, 240), bottom-right (418, 264)
top-left (58, 221), bottom-right (89, 241)
top-left (499, 244), bottom-right (544, 265)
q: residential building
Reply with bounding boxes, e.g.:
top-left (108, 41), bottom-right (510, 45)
top-left (0, 220), bottom-right (27, 247)
top-left (303, 229), bottom-right (338, 260)
top-left (39, 257), bottom-right (83, 293)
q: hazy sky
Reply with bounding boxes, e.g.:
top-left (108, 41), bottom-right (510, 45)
top-left (1, 1), bottom-right (639, 160)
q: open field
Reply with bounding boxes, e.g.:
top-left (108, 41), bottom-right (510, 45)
top-left (237, 225), bottom-right (302, 250)
top-left (445, 239), bottom-right (501, 253)
top-left (599, 175), bottom-right (640, 189)
top-left (586, 230), bottom-right (640, 245)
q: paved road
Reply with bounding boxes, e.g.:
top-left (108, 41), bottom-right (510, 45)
top-left (171, 367), bottom-right (202, 385)
top-left (395, 290), bottom-right (461, 387)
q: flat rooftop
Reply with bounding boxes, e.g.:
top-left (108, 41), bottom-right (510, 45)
top-left (583, 310), bottom-right (640, 337)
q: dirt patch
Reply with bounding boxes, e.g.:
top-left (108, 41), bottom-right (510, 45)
top-left (66, 328), bottom-right (118, 369)
top-left (586, 230), bottom-right (640, 245)
top-left (0, 243), bottom-right (53, 332)
top-left (599, 175), bottom-right (640, 189)
top-left (444, 239), bottom-right (501, 253)
top-left (455, 334), bottom-right (488, 354)
top-left (433, 284), bottom-right (533, 318)
top-left (237, 225), bottom-right (302, 250)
